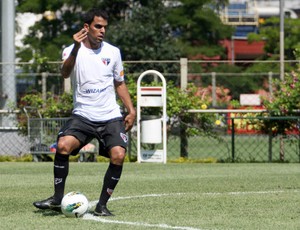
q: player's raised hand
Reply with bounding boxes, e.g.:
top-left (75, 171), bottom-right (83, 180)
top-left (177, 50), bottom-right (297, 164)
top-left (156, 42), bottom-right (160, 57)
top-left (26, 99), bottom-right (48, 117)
top-left (73, 28), bottom-right (87, 45)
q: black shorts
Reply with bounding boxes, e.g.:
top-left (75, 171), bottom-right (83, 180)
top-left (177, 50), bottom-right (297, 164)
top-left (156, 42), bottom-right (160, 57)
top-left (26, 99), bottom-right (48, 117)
top-left (57, 114), bottom-right (128, 158)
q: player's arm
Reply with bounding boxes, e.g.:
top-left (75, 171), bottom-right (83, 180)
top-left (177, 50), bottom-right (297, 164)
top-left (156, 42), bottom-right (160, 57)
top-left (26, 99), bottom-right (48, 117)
top-left (61, 29), bottom-right (87, 78)
top-left (115, 80), bottom-right (136, 132)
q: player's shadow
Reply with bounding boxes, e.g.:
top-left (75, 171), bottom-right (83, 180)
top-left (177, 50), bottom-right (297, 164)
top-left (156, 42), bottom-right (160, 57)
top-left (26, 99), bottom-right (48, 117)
top-left (33, 209), bottom-right (62, 216)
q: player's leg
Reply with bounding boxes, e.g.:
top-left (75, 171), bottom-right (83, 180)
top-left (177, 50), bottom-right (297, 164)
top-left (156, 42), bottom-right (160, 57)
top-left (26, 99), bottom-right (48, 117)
top-left (94, 146), bottom-right (126, 216)
top-left (53, 136), bottom-right (81, 200)
top-left (33, 135), bottom-right (81, 211)
top-left (33, 115), bottom-right (91, 211)
top-left (94, 119), bottom-right (128, 216)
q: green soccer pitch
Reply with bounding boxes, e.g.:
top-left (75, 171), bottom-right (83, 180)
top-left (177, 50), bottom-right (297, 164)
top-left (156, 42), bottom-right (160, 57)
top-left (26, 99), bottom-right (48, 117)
top-left (1, 162), bottom-right (299, 230)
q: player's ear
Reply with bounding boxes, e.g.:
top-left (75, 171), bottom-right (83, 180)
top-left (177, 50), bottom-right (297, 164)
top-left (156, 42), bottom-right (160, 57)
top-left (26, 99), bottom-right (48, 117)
top-left (83, 23), bottom-right (89, 32)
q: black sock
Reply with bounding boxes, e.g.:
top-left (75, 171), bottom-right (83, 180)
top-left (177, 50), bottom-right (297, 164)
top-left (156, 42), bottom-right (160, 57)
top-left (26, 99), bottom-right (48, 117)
top-left (53, 153), bottom-right (69, 201)
top-left (99, 163), bottom-right (123, 206)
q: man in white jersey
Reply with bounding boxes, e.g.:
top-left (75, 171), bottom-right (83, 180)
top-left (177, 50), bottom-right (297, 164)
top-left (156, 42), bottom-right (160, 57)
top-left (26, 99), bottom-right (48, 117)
top-left (33, 8), bottom-right (136, 216)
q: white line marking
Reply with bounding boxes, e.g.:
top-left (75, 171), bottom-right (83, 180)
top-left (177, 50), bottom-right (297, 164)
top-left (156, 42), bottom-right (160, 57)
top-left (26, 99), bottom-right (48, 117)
top-left (203, 189), bottom-right (300, 196)
top-left (111, 193), bottom-right (185, 201)
top-left (89, 190), bottom-right (300, 209)
top-left (83, 213), bottom-right (202, 230)
top-left (88, 193), bottom-right (184, 209)
top-left (85, 190), bottom-right (300, 229)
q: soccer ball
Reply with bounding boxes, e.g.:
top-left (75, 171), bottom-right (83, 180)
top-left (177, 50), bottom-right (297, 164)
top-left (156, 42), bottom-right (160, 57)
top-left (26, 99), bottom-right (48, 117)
top-left (61, 192), bottom-right (89, 218)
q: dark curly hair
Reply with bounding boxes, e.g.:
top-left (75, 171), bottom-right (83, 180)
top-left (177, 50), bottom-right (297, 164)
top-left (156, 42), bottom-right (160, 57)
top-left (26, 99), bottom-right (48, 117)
top-left (82, 8), bottom-right (108, 25)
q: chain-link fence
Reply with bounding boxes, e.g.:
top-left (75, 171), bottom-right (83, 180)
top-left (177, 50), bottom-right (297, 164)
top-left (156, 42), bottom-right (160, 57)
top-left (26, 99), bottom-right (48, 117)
top-left (0, 60), bottom-right (299, 162)
top-left (128, 115), bottom-right (300, 163)
top-left (1, 112), bottom-right (298, 162)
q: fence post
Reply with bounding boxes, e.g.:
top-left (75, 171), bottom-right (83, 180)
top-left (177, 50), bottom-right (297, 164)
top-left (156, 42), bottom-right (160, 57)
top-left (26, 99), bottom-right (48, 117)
top-left (212, 72), bottom-right (217, 107)
top-left (280, 136), bottom-right (285, 161)
top-left (268, 125), bottom-right (273, 162)
top-left (268, 72), bottom-right (273, 97)
top-left (180, 58), bottom-right (188, 158)
top-left (231, 118), bottom-right (235, 162)
top-left (180, 58), bottom-right (188, 90)
top-left (41, 72), bottom-right (48, 107)
top-left (64, 78), bottom-right (71, 93)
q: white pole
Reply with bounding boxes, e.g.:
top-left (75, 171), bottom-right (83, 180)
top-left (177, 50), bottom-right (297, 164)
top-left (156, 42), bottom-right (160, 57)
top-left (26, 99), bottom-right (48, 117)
top-left (279, 0), bottom-right (284, 80)
top-left (180, 58), bottom-right (188, 90)
top-left (1, 0), bottom-right (16, 126)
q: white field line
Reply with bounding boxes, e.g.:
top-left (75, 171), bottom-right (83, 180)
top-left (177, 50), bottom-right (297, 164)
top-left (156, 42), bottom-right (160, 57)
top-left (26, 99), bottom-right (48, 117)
top-left (84, 190), bottom-right (300, 229)
top-left (88, 193), bottom-right (185, 208)
top-left (203, 189), bottom-right (300, 196)
top-left (83, 213), bottom-right (202, 230)
top-left (89, 190), bottom-right (300, 208)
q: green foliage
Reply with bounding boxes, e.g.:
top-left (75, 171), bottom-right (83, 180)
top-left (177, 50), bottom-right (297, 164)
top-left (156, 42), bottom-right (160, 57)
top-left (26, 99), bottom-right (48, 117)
top-left (169, 157), bottom-right (218, 163)
top-left (106, 0), bottom-right (180, 61)
top-left (0, 154), bottom-right (33, 162)
top-left (264, 72), bottom-right (300, 116)
top-left (16, 0), bottom-right (98, 63)
top-left (18, 92), bottom-right (73, 135)
top-left (260, 49), bottom-right (300, 135)
top-left (0, 153), bottom-right (131, 163)
top-left (167, 0), bottom-right (233, 56)
top-left (16, 0), bottom-right (231, 63)
top-left (124, 76), bottom-right (138, 108)
top-left (20, 92), bottom-right (73, 117)
top-left (248, 17), bottom-right (300, 60)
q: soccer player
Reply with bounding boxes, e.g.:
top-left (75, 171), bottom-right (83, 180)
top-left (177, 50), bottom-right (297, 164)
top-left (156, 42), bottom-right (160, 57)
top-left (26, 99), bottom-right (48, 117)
top-left (33, 8), bottom-right (136, 216)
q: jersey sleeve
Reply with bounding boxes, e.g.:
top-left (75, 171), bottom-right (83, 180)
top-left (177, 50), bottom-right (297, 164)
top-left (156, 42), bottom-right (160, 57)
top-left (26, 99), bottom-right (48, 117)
top-left (62, 44), bottom-right (74, 61)
top-left (113, 48), bottom-right (125, 82)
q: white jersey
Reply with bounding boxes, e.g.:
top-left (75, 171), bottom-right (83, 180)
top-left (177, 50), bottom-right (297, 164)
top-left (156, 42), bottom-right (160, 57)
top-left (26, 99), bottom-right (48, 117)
top-left (62, 41), bottom-right (124, 122)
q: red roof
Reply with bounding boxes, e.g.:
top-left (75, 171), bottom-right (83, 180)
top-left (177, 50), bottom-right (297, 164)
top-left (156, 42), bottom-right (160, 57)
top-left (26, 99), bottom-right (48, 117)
top-left (220, 39), bottom-right (265, 60)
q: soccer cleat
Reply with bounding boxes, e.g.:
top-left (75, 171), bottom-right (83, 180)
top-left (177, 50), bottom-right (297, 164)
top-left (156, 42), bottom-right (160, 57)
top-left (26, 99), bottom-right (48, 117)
top-left (33, 196), bottom-right (61, 211)
top-left (94, 204), bottom-right (114, 216)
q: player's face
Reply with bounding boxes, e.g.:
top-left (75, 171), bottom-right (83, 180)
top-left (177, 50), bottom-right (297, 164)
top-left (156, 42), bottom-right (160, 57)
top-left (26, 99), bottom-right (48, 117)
top-left (84, 16), bottom-right (107, 47)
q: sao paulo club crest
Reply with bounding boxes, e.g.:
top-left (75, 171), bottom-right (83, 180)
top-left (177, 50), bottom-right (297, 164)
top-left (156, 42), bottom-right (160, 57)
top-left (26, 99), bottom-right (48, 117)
top-left (102, 58), bottom-right (111, 66)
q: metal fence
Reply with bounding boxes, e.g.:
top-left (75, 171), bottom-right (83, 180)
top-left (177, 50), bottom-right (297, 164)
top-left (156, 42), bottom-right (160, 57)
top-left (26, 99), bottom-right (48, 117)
top-left (0, 112), bottom-right (299, 163)
top-left (128, 115), bottom-right (300, 163)
top-left (26, 116), bottom-right (100, 162)
top-left (3, 59), bottom-right (293, 104)
top-left (27, 117), bottom-right (67, 161)
top-left (0, 60), bottom-right (299, 162)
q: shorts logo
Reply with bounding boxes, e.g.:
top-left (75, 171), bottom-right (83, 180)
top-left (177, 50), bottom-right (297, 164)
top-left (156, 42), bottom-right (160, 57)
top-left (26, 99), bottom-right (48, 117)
top-left (120, 133), bottom-right (128, 143)
top-left (102, 58), bottom-right (111, 66)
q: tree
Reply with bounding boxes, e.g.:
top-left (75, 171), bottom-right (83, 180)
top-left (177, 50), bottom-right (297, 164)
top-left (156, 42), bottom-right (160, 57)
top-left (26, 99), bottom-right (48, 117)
top-left (16, 0), bottom-right (181, 77)
top-left (103, 0), bottom-right (181, 76)
top-left (16, 0), bottom-right (99, 62)
top-left (16, 0), bottom-right (180, 62)
top-left (248, 17), bottom-right (300, 61)
top-left (106, 0), bottom-right (180, 61)
top-left (166, 0), bottom-right (233, 57)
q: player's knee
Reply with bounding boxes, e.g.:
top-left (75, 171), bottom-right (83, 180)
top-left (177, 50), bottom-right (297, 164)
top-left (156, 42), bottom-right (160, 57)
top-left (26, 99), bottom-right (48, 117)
top-left (56, 139), bottom-right (72, 154)
top-left (110, 147), bottom-right (126, 165)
